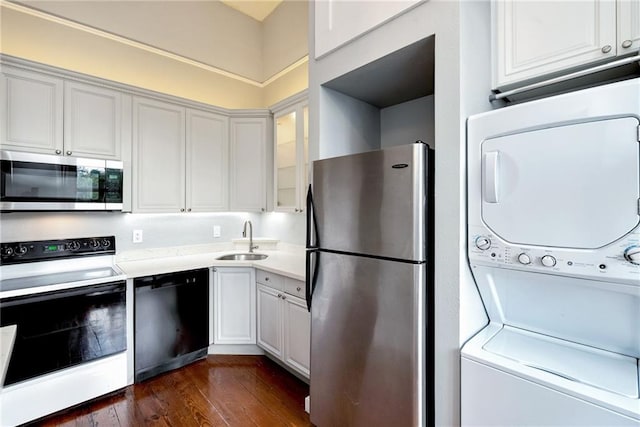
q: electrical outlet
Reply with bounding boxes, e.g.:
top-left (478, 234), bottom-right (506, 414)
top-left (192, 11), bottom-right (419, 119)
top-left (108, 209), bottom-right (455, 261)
top-left (132, 229), bottom-right (143, 243)
top-left (213, 225), bottom-right (221, 238)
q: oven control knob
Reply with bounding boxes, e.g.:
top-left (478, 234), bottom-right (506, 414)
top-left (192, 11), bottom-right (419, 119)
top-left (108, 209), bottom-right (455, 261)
top-left (90, 240), bottom-right (100, 248)
top-left (1, 246), bottom-right (14, 257)
top-left (541, 255), bottom-right (557, 267)
top-left (68, 241), bottom-right (81, 251)
top-left (623, 245), bottom-right (640, 265)
top-left (475, 236), bottom-right (491, 251)
top-left (102, 239), bottom-right (111, 248)
top-left (517, 253), bottom-right (531, 265)
top-left (14, 245), bottom-right (28, 255)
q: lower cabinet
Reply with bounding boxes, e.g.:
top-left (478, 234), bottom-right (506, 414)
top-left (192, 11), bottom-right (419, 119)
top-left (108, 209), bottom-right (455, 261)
top-left (212, 267), bottom-right (256, 345)
top-left (256, 270), bottom-right (310, 378)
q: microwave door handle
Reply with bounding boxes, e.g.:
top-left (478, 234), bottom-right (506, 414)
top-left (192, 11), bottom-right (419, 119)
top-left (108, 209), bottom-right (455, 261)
top-left (483, 151), bottom-right (500, 203)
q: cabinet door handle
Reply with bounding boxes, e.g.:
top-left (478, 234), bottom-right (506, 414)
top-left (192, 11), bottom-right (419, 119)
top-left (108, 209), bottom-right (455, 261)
top-left (265, 277), bottom-right (269, 281)
top-left (622, 40), bottom-right (633, 49)
top-left (296, 286), bottom-right (301, 291)
top-left (281, 295), bottom-right (286, 300)
top-left (261, 208), bottom-right (265, 212)
top-left (55, 149), bottom-right (62, 155)
top-left (187, 208), bottom-right (192, 212)
top-left (601, 45), bottom-right (612, 53)
top-left (180, 208), bottom-right (185, 212)
top-left (277, 293), bottom-right (282, 298)
top-left (66, 151), bottom-right (72, 155)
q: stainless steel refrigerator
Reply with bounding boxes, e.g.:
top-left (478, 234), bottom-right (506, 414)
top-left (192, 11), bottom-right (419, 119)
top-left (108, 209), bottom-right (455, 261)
top-left (306, 142), bottom-right (434, 427)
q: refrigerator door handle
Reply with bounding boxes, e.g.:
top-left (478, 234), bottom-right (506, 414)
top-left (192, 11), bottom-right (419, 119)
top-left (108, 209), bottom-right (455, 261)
top-left (305, 249), bottom-right (319, 312)
top-left (306, 184), bottom-right (320, 249)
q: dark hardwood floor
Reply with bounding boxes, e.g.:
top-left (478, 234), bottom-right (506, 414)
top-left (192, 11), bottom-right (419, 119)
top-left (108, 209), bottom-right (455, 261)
top-left (31, 355), bottom-right (312, 427)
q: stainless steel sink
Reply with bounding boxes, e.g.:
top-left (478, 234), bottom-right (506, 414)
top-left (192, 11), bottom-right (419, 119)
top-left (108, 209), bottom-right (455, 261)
top-left (216, 253), bottom-right (268, 261)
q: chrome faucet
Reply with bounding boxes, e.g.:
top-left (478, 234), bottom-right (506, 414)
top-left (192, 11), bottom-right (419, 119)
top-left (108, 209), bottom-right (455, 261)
top-left (242, 220), bottom-right (258, 253)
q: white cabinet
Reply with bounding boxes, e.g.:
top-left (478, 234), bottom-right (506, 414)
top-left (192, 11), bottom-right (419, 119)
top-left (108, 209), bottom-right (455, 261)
top-left (493, 0), bottom-right (638, 89)
top-left (314, 0), bottom-right (423, 58)
top-left (1, 68), bottom-right (62, 154)
top-left (133, 97), bottom-right (185, 212)
top-left (273, 103), bottom-right (308, 213)
top-left (1, 68), bottom-right (127, 160)
top-left (618, 0), bottom-right (640, 53)
top-left (229, 117), bottom-right (268, 212)
top-left (186, 109), bottom-right (229, 212)
top-left (213, 267), bottom-right (256, 345)
top-left (256, 269), bottom-right (310, 378)
top-left (133, 96), bottom-right (229, 213)
top-left (64, 81), bottom-right (124, 160)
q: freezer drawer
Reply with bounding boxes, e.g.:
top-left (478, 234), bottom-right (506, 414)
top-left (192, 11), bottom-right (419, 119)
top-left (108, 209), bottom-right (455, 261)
top-left (309, 251), bottom-right (430, 426)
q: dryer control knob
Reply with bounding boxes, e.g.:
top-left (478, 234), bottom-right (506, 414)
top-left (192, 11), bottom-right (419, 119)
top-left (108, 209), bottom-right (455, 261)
top-left (517, 253), bottom-right (531, 265)
top-left (541, 255), bottom-right (557, 267)
top-left (475, 236), bottom-right (491, 251)
top-left (623, 246), bottom-right (640, 265)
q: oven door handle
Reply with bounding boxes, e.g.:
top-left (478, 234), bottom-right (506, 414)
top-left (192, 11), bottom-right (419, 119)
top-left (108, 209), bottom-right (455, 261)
top-left (0, 281), bottom-right (125, 307)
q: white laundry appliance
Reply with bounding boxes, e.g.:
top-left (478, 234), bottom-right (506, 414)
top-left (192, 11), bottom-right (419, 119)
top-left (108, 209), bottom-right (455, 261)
top-left (462, 78), bottom-right (640, 426)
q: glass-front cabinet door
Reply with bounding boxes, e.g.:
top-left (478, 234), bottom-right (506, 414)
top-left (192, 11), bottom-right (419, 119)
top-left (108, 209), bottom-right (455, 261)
top-left (274, 102), bottom-right (308, 212)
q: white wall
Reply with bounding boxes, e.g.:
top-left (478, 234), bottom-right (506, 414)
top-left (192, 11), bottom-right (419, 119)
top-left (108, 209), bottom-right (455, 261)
top-left (262, 0), bottom-right (309, 81)
top-left (0, 211), bottom-right (305, 253)
top-left (22, 1), bottom-right (264, 82)
top-left (318, 87), bottom-right (381, 159)
top-left (380, 95), bottom-right (434, 148)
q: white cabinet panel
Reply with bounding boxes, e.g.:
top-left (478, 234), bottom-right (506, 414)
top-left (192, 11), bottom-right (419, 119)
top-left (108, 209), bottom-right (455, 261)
top-left (1, 68), bottom-right (63, 153)
top-left (283, 295), bottom-right (310, 377)
top-left (257, 284), bottom-right (283, 358)
top-left (229, 118), bottom-right (267, 212)
top-left (314, 0), bottom-right (423, 58)
top-left (618, 0), bottom-right (640, 53)
top-left (64, 81), bottom-right (122, 159)
top-left (132, 97), bottom-right (185, 212)
top-left (494, 0), bottom-right (617, 88)
top-left (256, 270), bottom-right (310, 379)
top-left (213, 268), bottom-right (256, 345)
top-left (186, 109), bottom-right (229, 212)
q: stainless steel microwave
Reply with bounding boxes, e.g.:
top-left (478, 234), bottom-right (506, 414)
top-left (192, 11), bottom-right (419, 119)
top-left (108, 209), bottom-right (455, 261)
top-left (0, 150), bottom-right (123, 211)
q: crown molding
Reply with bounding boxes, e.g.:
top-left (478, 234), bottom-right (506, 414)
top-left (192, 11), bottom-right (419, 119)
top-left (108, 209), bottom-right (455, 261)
top-left (1, 1), bottom-right (308, 88)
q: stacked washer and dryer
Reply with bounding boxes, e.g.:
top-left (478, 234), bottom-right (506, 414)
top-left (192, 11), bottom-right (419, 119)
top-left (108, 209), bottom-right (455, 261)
top-left (462, 78), bottom-right (640, 425)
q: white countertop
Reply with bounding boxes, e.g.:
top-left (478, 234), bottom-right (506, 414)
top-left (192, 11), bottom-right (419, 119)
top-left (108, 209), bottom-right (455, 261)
top-left (116, 244), bottom-right (305, 281)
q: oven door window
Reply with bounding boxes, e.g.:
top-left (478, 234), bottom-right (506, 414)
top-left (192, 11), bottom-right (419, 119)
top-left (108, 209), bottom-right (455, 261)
top-left (0, 160), bottom-right (104, 203)
top-left (0, 282), bottom-right (126, 386)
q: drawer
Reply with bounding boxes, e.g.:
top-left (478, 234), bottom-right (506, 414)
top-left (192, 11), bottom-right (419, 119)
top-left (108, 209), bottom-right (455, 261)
top-left (285, 277), bottom-right (306, 299)
top-left (256, 269), bottom-right (284, 290)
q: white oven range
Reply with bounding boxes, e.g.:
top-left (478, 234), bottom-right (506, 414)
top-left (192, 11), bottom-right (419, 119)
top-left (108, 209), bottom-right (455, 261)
top-left (0, 236), bottom-right (129, 426)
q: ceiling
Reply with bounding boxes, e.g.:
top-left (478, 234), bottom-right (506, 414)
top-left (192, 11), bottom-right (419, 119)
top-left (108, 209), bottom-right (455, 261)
top-left (220, 0), bottom-right (282, 21)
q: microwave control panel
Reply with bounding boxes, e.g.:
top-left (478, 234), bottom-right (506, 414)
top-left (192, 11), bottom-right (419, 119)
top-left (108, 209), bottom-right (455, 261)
top-left (468, 225), bottom-right (640, 285)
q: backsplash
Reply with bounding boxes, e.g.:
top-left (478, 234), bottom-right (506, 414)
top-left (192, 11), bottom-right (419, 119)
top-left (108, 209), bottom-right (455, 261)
top-left (0, 211), bottom-right (305, 251)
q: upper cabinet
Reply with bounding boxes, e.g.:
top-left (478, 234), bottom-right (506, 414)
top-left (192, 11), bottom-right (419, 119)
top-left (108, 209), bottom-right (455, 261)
top-left (133, 96), bottom-right (230, 213)
top-left (314, 0), bottom-right (423, 58)
top-left (1, 67), bottom-right (127, 160)
top-left (64, 81), bottom-right (123, 159)
top-left (493, 0), bottom-right (639, 89)
top-left (186, 109), bottom-right (229, 212)
top-left (229, 117), bottom-right (268, 212)
top-left (273, 102), bottom-right (308, 213)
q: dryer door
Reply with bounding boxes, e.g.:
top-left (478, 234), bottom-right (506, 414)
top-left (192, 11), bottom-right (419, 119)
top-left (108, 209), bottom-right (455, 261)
top-left (481, 116), bottom-right (640, 249)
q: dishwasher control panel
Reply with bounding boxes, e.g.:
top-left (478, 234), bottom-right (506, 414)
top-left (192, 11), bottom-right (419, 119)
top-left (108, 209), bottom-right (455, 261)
top-left (468, 225), bottom-right (640, 285)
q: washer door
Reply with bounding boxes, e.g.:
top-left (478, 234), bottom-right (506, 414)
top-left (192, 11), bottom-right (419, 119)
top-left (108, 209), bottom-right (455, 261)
top-left (481, 116), bottom-right (640, 249)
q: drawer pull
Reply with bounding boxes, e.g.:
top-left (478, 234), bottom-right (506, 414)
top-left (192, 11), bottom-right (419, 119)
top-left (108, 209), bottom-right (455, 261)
top-left (296, 286), bottom-right (301, 291)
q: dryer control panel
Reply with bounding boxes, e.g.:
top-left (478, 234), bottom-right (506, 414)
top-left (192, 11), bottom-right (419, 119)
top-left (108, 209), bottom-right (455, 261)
top-left (468, 225), bottom-right (640, 285)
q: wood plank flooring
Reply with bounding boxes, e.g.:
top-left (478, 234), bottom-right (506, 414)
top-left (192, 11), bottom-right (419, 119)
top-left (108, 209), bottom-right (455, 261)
top-left (31, 355), bottom-right (312, 427)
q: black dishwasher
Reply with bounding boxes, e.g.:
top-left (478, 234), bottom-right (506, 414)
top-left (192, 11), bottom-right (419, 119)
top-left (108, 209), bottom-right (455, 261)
top-left (134, 268), bottom-right (209, 382)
